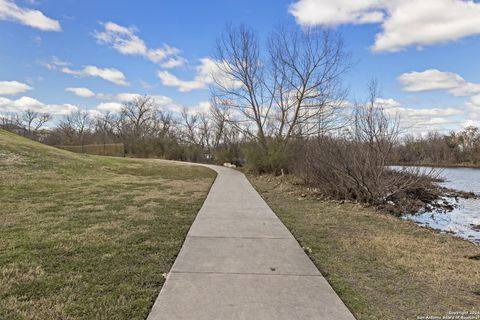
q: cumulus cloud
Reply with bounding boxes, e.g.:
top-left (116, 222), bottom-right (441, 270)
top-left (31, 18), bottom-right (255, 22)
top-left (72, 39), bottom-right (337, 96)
top-left (114, 93), bottom-right (146, 102)
top-left (464, 95), bottom-right (480, 126)
top-left (64, 88), bottom-right (156, 105)
top-left (289, 0), bottom-right (480, 52)
top-left (0, 0), bottom-right (61, 31)
top-left (466, 95), bottom-right (480, 113)
top-left (62, 65), bottom-right (129, 86)
top-left (92, 92), bottom-right (182, 115)
top-left (62, 84), bottom-right (210, 116)
top-left (40, 56), bottom-right (130, 87)
top-left (119, 94), bottom-right (181, 113)
top-left (375, 97), bottom-right (464, 132)
top-left (158, 70), bottom-right (207, 92)
top-left (93, 22), bottom-right (185, 67)
top-left (0, 96), bottom-right (78, 115)
top-left (158, 58), bottom-right (241, 92)
top-left (65, 87), bottom-right (95, 98)
top-left (398, 69), bottom-right (480, 97)
top-left (96, 102), bottom-right (123, 112)
top-left (160, 57), bottom-right (188, 69)
top-left (0, 81), bottom-right (32, 95)
top-left (187, 101), bottom-right (212, 115)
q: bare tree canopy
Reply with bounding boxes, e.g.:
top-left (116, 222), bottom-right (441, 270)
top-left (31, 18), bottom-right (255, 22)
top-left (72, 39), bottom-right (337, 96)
top-left (15, 109), bottom-right (53, 136)
top-left (212, 24), bottom-right (349, 152)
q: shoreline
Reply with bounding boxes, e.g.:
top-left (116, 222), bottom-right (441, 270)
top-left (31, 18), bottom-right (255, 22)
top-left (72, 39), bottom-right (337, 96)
top-left (391, 163), bottom-right (480, 169)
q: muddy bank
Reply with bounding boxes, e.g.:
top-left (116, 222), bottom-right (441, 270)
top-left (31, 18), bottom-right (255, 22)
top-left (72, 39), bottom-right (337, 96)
top-left (255, 173), bottom-right (477, 217)
top-left (380, 184), bottom-right (478, 217)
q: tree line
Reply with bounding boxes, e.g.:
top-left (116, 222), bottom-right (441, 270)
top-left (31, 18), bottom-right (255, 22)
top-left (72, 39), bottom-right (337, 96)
top-left (1, 24), bottom-right (470, 210)
top-left (0, 97), bottom-right (242, 163)
top-left (393, 127), bottom-right (480, 166)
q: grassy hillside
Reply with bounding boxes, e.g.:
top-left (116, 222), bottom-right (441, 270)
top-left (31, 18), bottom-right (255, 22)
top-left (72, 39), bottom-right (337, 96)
top-left (0, 130), bottom-right (216, 320)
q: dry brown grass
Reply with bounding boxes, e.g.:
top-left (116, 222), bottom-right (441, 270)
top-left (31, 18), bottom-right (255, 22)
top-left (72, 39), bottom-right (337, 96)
top-left (0, 130), bottom-right (216, 320)
top-left (250, 174), bottom-right (480, 320)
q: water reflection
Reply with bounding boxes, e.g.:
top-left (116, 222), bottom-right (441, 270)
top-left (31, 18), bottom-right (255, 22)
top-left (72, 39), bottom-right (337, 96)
top-left (393, 166), bottom-right (480, 244)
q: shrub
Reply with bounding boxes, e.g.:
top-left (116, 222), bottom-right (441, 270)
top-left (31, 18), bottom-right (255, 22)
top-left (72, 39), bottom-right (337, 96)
top-left (243, 140), bottom-right (290, 175)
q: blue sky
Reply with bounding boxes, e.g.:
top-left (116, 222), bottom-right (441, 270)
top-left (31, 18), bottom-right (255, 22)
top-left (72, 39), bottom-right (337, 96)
top-left (1, 0), bottom-right (480, 133)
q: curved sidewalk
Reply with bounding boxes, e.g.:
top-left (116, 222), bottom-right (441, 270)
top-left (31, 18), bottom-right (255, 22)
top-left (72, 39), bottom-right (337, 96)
top-left (147, 165), bottom-right (356, 320)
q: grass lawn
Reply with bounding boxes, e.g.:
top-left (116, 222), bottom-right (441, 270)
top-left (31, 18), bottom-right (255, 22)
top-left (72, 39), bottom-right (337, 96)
top-left (0, 130), bottom-right (216, 320)
top-left (249, 175), bottom-right (480, 320)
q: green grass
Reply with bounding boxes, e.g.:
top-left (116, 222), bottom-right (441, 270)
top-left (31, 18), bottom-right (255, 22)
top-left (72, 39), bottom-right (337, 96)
top-left (0, 130), bottom-right (216, 320)
top-left (249, 174), bottom-right (480, 320)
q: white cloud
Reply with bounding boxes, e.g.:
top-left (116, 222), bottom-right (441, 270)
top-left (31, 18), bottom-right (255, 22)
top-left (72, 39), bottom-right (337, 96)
top-left (398, 69), bottom-right (480, 97)
top-left (87, 109), bottom-right (103, 119)
top-left (62, 65), bottom-right (129, 86)
top-left (461, 119), bottom-right (479, 128)
top-left (289, 0), bottom-right (480, 52)
top-left (184, 101), bottom-right (212, 115)
top-left (94, 94), bottom-right (182, 114)
top-left (375, 97), bottom-right (465, 132)
top-left (40, 56), bottom-right (71, 70)
top-left (93, 22), bottom-right (185, 67)
top-left (65, 87), bottom-right (95, 98)
top-left (160, 57), bottom-right (188, 69)
top-left (378, 97), bottom-right (463, 118)
top-left (147, 46), bottom-right (180, 65)
top-left (115, 93), bottom-right (142, 102)
top-left (158, 58), bottom-right (241, 92)
top-left (158, 59), bottom-right (213, 92)
top-left (158, 70), bottom-right (207, 92)
top-left (458, 95), bottom-right (480, 126)
top-left (289, 0), bottom-right (384, 26)
top-left (0, 96), bottom-right (78, 115)
top-left (466, 95), bottom-right (480, 113)
top-left (0, 0), bottom-right (61, 31)
top-left (41, 57), bottom-right (130, 87)
top-left (0, 81), bottom-right (32, 95)
top-left (63, 88), bottom-right (173, 110)
top-left (375, 98), bottom-right (402, 109)
top-left (96, 102), bottom-right (123, 112)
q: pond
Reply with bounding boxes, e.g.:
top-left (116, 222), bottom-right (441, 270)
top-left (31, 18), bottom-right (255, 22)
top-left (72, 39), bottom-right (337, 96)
top-left (397, 166), bottom-right (480, 244)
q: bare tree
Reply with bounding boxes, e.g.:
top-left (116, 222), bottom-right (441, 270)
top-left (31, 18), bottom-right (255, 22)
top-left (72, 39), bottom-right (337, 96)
top-left (119, 96), bottom-right (157, 141)
top-left (63, 110), bottom-right (92, 151)
top-left (268, 25), bottom-right (349, 140)
top-left (1, 113), bottom-right (20, 129)
top-left (19, 109), bottom-right (52, 136)
top-left (180, 108), bottom-right (200, 145)
top-left (212, 24), bottom-right (349, 157)
top-left (94, 112), bottom-right (117, 151)
top-left (154, 110), bottom-right (175, 137)
top-left (294, 81), bottom-right (436, 206)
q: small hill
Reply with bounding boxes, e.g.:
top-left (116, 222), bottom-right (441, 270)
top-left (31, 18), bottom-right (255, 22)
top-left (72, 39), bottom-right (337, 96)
top-left (0, 128), bottom-right (93, 165)
top-left (0, 129), bottom-right (215, 319)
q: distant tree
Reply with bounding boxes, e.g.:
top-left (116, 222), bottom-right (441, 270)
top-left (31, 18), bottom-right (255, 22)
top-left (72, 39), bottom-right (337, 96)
top-left (63, 110), bottom-right (93, 151)
top-left (119, 96), bottom-right (157, 141)
top-left (94, 112), bottom-right (117, 150)
top-left (18, 109), bottom-right (52, 136)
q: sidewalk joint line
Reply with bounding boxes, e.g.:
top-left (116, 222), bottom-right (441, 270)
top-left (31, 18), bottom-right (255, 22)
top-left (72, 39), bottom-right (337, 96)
top-left (170, 270), bottom-right (322, 277)
top-left (187, 235), bottom-right (292, 240)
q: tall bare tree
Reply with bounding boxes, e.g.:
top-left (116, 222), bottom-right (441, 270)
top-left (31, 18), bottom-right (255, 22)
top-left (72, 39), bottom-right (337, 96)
top-left (119, 96), bottom-right (156, 141)
top-left (212, 24), bottom-right (349, 155)
top-left (19, 109), bottom-right (52, 136)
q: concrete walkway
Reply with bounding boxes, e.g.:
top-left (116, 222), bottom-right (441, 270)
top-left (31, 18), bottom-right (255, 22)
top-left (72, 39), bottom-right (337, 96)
top-left (147, 165), bottom-right (356, 320)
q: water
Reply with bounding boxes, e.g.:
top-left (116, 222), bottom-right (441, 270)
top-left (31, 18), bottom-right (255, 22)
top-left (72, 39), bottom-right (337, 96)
top-left (396, 166), bottom-right (480, 244)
